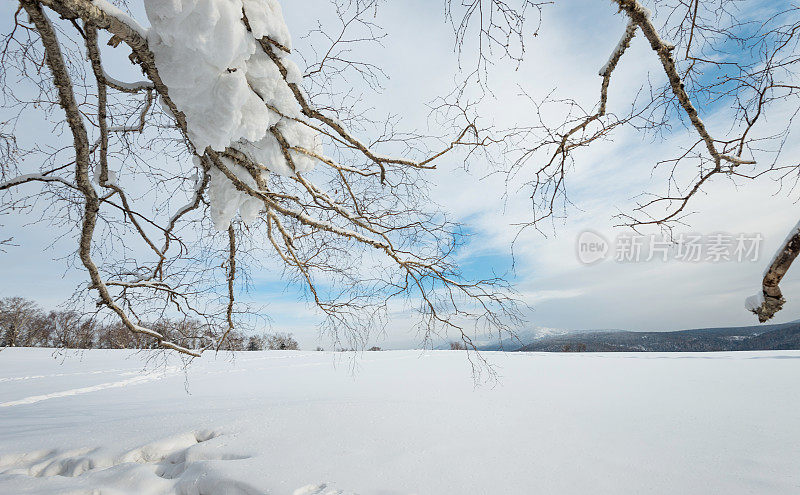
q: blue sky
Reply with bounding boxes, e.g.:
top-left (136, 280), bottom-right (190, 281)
top-left (1, 0), bottom-right (798, 349)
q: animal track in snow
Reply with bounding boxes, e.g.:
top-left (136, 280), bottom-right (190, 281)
top-left (0, 430), bottom-right (264, 494)
top-left (0, 366), bottom-right (182, 408)
top-left (293, 483), bottom-right (352, 495)
top-left (0, 430), bottom-right (359, 495)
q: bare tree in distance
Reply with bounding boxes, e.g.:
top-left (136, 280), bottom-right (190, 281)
top-left (449, 341), bottom-right (467, 351)
top-left (0, 0), bottom-right (530, 362)
top-left (266, 332), bottom-right (299, 351)
top-left (0, 295), bottom-right (254, 349)
top-left (0, 297), bottom-right (40, 347)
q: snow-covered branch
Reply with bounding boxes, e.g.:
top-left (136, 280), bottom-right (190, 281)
top-left (747, 221), bottom-right (800, 322)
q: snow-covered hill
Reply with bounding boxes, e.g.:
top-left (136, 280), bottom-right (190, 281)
top-left (456, 326), bottom-right (571, 350)
top-left (1, 348), bottom-right (799, 494)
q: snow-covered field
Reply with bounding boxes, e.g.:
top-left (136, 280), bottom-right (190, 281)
top-left (1, 349), bottom-right (798, 494)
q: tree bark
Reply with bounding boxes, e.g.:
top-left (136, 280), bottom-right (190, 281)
top-left (751, 224), bottom-right (800, 322)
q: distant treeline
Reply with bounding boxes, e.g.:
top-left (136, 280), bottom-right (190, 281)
top-left (0, 296), bottom-right (298, 351)
top-left (514, 322), bottom-right (800, 353)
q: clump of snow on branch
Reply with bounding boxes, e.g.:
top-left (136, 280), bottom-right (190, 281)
top-left (144, 0), bottom-right (320, 230)
top-left (242, 0), bottom-right (290, 46)
top-left (95, 0), bottom-right (148, 37)
top-left (744, 292), bottom-right (765, 312)
top-left (200, 157), bottom-right (261, 230)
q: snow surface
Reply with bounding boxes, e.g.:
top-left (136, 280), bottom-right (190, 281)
top-left (1, 348), bottom-right (799, 494)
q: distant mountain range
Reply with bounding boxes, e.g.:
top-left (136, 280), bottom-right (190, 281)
top-left (474, 321), bottom-right (800, 352)
top-left (467, 326), bottom-right (571, 351)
